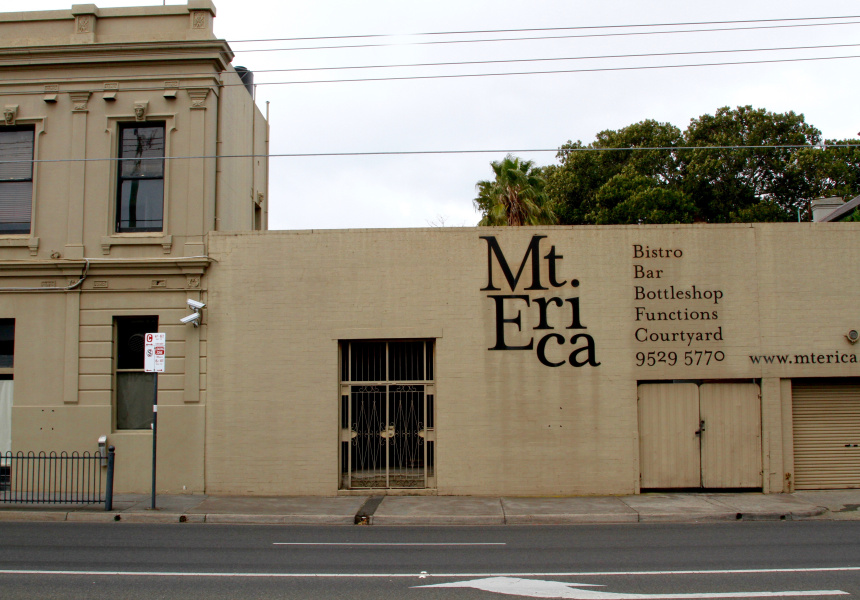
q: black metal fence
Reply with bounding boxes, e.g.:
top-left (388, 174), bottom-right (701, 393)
top-left (0, 446), bottom-right (115, 511)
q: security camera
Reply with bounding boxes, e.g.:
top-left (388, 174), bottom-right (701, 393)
top-left (180, 312), bottom-right (201, 327)
top-left (187, 299), bottom-right (206, 310)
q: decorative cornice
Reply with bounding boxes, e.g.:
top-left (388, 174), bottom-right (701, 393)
top-left (0, 40), bottom-right (234, 69)
top-left (187, 88), bottom-right (210, 109)
top-left (69, 91), bottom-right (91, 112)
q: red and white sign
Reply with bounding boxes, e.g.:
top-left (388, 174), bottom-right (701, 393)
top-left (144, 332), bottom-right (166, 373)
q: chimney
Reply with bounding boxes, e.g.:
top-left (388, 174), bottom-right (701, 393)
top-left (811, 196), bottom-right (844, 222)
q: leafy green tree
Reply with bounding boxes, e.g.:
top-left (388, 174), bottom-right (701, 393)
top-left (795, 138), bottom-right (860, 213)
top-left (474, 155), bottom-right (557, 226)
top-left (542, 106), bottom-right (858, 224)
top-left (545, 119), bottom-right (687, 224)
top-left (589, 170), bottom-right (695, 224)
top-left (681, 106), bottom-right (822, 221)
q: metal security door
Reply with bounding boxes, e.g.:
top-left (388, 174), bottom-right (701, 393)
top-left (340, 341), bottom-right (435, 490)
top-left (793, 383), bottom-right (860, 489)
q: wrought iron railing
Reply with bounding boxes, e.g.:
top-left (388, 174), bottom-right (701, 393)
top-left (0, 446), bottom-right (115, 510)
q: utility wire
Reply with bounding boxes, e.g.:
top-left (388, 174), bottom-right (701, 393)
top-left (231, 20), bottom-right (860, 53)
top-left (0, 53), bottom-right (858, 97)
top-left (226, 15), bottom-right (860, 43)
top-left (254, 54), bottom-right (860, 85)
top-left (2, 42), bottom-right (857, 84)
top-left (2, 144), bottom-right (858, 166)
top-left (0, 17), bottom-right (856, 66)
top-left (230, 42), bottom-right (860, 73)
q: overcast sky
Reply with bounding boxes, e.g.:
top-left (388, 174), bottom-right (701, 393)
top-left (24, 1), bottom-right (860, 229)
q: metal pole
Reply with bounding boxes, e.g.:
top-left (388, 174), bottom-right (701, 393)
top-left (151, 373), bottom-right (158, 510)
top-left (105, 446), bottom-right (115, 512)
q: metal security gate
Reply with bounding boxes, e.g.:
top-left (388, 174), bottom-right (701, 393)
top-left (340, 341), bottom-right (435, 490)
top-left (793, 382), bottom-right (860, 489)
top-left (638, 382), bottom-right (762, 490)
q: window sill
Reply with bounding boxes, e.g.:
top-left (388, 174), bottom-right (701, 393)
top-left (0, 236), bottom-right (39, 256)
top-left (101, 234), bottom-right (172, 255)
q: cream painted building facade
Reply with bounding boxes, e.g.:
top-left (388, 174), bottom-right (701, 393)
top-left (202, 225), bottom-right (860, 496)
top-left (0, 2), bottom-right (267, 493)
top-left (2, 4), bottom-right (859, 498)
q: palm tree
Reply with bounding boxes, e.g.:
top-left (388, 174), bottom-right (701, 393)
top-left (474, 155), bottom-right (557, 226)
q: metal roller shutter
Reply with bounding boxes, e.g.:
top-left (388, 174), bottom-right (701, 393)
top-left (792, 384), bottom-right (860, 489)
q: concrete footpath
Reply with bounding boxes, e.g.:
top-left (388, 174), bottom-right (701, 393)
top-left (1, 490), bottom-right (859, 525)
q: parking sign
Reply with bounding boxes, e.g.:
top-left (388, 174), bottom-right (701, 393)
top-left (144, 332), bottom-right (166, 373)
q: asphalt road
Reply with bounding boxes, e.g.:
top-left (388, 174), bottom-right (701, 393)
top-left (1, 521), bottom-right (859, 599)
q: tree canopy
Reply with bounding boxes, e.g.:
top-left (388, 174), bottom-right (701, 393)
top-left (473, 154), bottom-right (557, 226)
top-left (475, 106), bottom-right (860, 226)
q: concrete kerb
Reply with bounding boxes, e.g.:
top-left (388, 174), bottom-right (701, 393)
top-left (203, 514), bottom-right (356, 525)
top-left (0, 490), bottom-right (854, 525)
top-left (504, 513), bottom-right (639, 525)
top-left (0, 510), bottom-right (69, 522)
top-left (501, 496), bottom-right (639, 525)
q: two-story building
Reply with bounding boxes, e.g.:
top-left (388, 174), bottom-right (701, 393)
top-left (0, 1), bottom-right (267, 493)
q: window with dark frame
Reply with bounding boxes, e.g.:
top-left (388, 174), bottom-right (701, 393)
top-left (114, 316), bottom-right (158, 430)
top-left (116, 123), bottom-right (164, 232)
top-left (0, 319), bottom-right (13, 369)
top-left (0, 127), bottom-right (34, 235)
top-left (0, 319), bottom-right (13, 489)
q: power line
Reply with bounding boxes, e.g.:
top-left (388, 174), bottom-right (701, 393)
top-left (240, 54), bottom-right (860, 86)
top-left (240, 42), bottom-right (860, 73)
top-left (0, 17), bottom-right (856, 67)
top-left (231, 20), bottom-right (860, 53)
top-left (0, 53), bottom-right (858, 97)
top-left (3, 41), bottom-right (859, 84)
top-left (2, 42), bottom-right (857, 84)
top-left (225, 15), bottom-right (860, 43)
top-left (2, 144), bottom-right (858, 166)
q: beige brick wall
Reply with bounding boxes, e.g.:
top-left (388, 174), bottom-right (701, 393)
top-left (203, 223), bottom-right (860, 496)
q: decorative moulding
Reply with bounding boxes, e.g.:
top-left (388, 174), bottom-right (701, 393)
top-left (43, 85), bottom-right (59, 103)
top-left (103, 82), bottom-right (118, 101)
top-left (0, 237), bottom-right (38, 254)
top-left (163, 81), bottom-right (180, 99)
top-left (133, 101), bottom-right (148, 121)
top-left (69, 92), bottom-right (91, 112)
top-left (187, 88), bottom-right (209, 109)
top-left (3, 105), bottom-right (17, 125)
top-left (100, 234), bottom-right (173, 255)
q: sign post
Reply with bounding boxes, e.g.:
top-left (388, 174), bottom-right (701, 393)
top-left (144, 332), bottom-right (166, 510)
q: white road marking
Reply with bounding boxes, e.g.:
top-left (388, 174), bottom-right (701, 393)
top-left (0, 567), bottom-right (858, 578)
top-left (272, 542), bottom-right (506, 546)
top-left (415, 577), bottom-right (849, 599)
